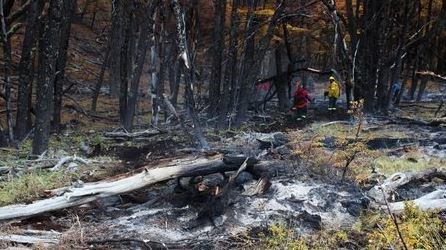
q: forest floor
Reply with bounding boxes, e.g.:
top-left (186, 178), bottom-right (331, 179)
top-left (0, 83), bottom-right (445, 249)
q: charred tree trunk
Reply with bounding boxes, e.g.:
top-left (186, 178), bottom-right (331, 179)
top-left (52, 0), bottom-right (75, 132)
top-left (108, 0), bottom-right (124, 98)
top-left (219, 0), bottom-right (239, 128)
top-left (0, 0), bottom-right (14, 143)
top-left (90, 44), bottom-right (110, 113)
top-left (32, 0), bottom-right (63, 155)
top-left (208, 0), bottom-right (226, 118)
top-left (409, 56), bottom-right (420, 100)
top-left (150, 9), bottom-right (161, 126)
top-left (416, 77), bottom-right (428, 101)
top-left (235, 1), bottom-right (255, 125)
top-left (127, 1), bottom-right (158, 129)
top-left (15, 0), bottom-right (44, 140)
top-left (274, 44), bottom-right (288, 111)
top-left (119, 3), bottom-right (135, 130)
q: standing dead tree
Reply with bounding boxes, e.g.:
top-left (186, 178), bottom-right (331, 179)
top-left (172, 0), bottom-right (209, 150)
top-left (126, 0), bottom-right (160, 129)
top-left (52, 0), bottom-right (76, 132)
top-left (0, 0), bottom-right (14, 143)
top-left (208, 0), bottom-right (226, 118)
top-left (219, 0), bottom-right (239, 128)
top-left (16, 0), bottom-right (44, 140)
top-left (32, 0), bottom-right (64, 155)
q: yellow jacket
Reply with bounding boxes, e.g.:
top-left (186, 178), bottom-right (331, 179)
top-left (327, 80), bottom-right (341, 98)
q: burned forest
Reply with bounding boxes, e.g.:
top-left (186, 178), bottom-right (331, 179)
top-left (0, 0), bottom-right (446, 249)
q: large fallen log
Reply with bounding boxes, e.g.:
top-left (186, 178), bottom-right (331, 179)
top-left (387, 190), bottom-right (446, 214)
top-left (0, 155), bottom-right (255, 221)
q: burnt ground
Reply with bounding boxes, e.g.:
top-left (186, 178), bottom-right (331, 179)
top-left (1, 81), bottom-right (445, 249)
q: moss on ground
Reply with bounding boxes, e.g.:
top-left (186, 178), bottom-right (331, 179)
top-left (0, 170), bottom-right (75, 206)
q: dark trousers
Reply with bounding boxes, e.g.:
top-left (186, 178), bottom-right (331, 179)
top-left (294, 107), bottom-right (307, 119)
top-left (328, 97), bottom-right (337, 110)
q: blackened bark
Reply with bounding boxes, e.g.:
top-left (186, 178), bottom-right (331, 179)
top-left (209, 0), bottom-right (226, 117)
top-left (235, 1), bottom-right (255, 125)
top-left (53, 0), bottom-right (75, 132)
top-left (3, 0), bottom-right (13, 16)
top-left (127, 1), bottom-right (158, 129)
top-left (109, 0), bottom-right (124, 97)
top-left (171, 61), bottom-right (181, 107)
top-left (119, 3), bottom-right (134, 130)
top-left (416, 77), bottom-right (428, 101)
top-left (0, 0), bottom-right (14, 142)
top-left (219, 0), bottom-right (239, 128)
top-left (16, 0), bottom-right (44, 140)
top-left (409, 56), bottom-right (420, 99)
top-left (32, 0), bottom-right (63, 155)
top-left (150, 10), bottom-right (160, 126)
top-left (274, 44), bottom-right (288, 111)
top-left (91, 44), bottom-right (110, 112)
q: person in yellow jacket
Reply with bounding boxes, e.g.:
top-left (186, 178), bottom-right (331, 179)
top-left (324, 76), bottom-right (341, 110)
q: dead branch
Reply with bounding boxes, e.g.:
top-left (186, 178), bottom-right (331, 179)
top-left (51, 156), bottom-right (89, 171)
top-left (104, 129), bottom-right (161, 139)
top-left (6, 0), bottom-right (31, 24)
top-left (368, 168), bottom-right (446, 204)
top-left (416, 71), bottom-right (446, 81)
top-left (0, 230), bottom-right (61, 247)
top-left (319, 121), bottom-right (350, 127)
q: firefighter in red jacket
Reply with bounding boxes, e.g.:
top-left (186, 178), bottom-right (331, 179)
top-left (291, 82), bottom-right (311, 121)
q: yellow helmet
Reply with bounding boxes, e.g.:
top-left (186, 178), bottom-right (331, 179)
top-left (329, 76), bottom-right (335, 81)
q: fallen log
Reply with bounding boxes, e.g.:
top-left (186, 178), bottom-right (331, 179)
top-left (0, 155), bottom-right (256, 221)
top-left (0, 230), bottom-right (62, 247)
top-left (104, 129), bottom-right (161, 139)
top-left (368, 168), bottom-right (446, 203)
top-left (387, 190), bottom-right (446, 214)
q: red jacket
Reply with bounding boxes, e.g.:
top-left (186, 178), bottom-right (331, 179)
top-left (293, 87), bottom-right (310, 109)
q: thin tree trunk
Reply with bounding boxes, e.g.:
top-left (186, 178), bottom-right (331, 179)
top-left (409, 55), bottom-right (419, 99)
top-left (172, 0), bottom-right (209, 150)
top-left (416, 77), bottom-right (428, 101)
top-left (127, 1), bottom-right (158, 129)
top-left (208, 0), bottom-right (226, 118)
top-left (119, 3), bottom-right (135, 130)
top-left (108, 0), bottom-right (124, 97)
top-left (235, 1), bottom-right (255, 125)
top-left (53, 0), bottom-right (75, 132)
top-left (219, 0), bottom-right (239, 128)
top-left (0, 0), bottom-right (14, 143)
top-left (150, 10), bottom-right (160, 126)
top-left (91, 44), bottom-right (110, 113)
top-left (274, 44), bottom-right (288, 111)
top-left (15, 0), bottom-right (44, 140)
top-left (32, 0), bottom-right (64, 155)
